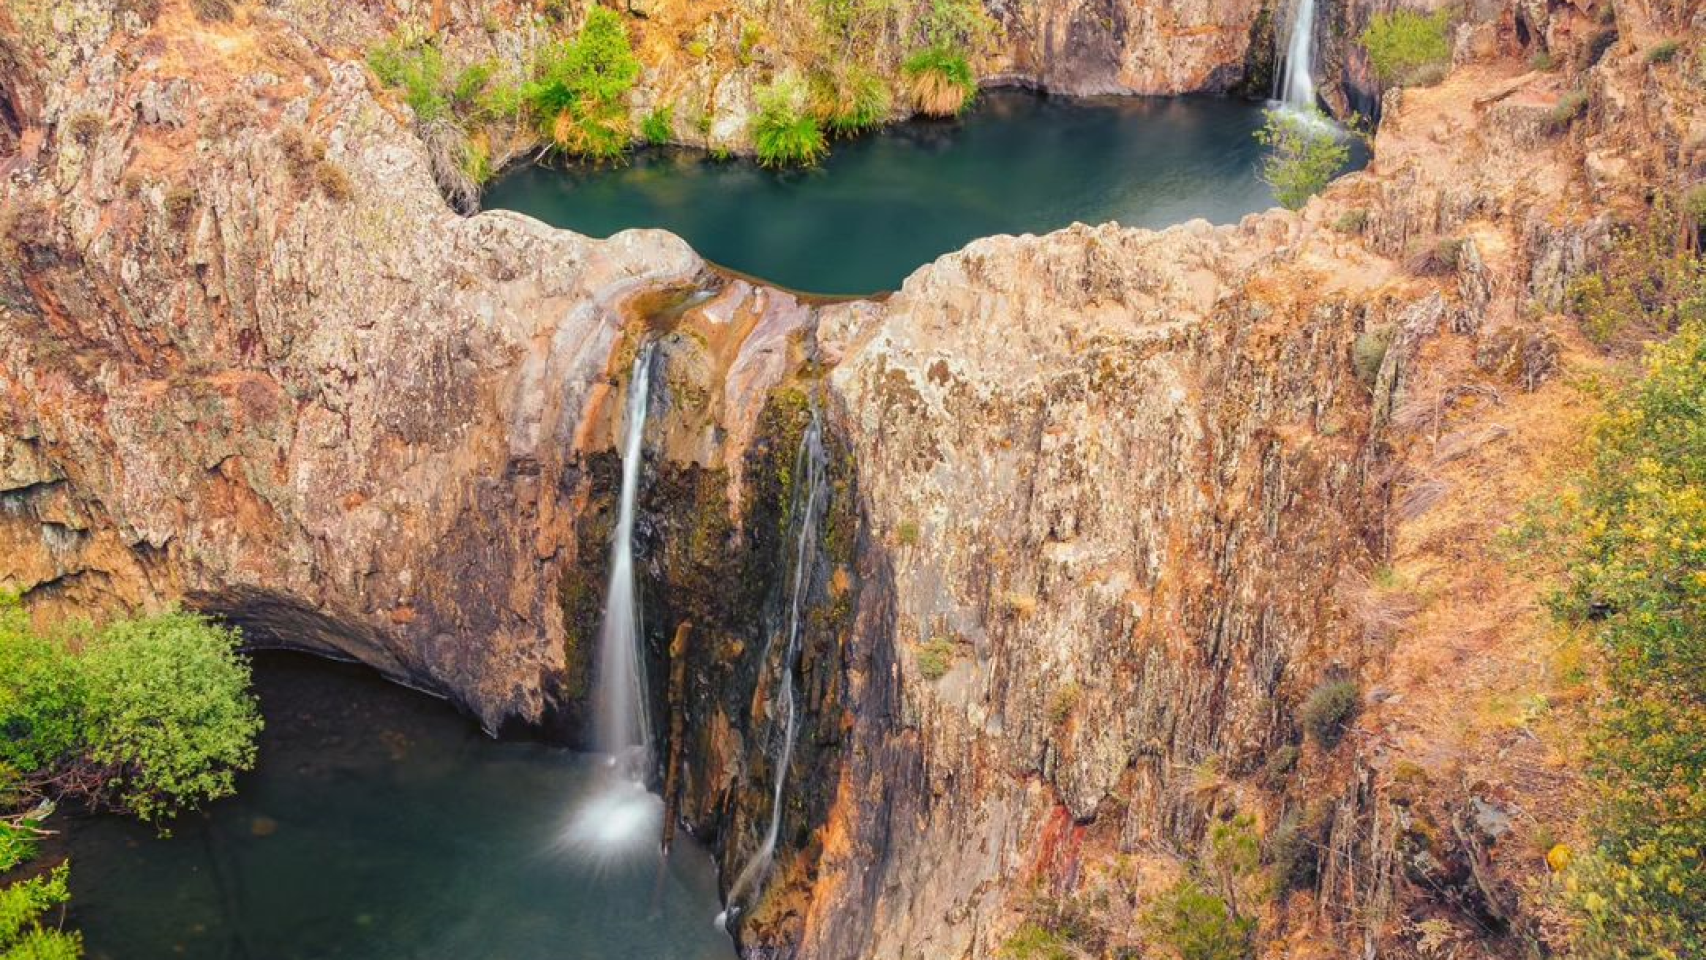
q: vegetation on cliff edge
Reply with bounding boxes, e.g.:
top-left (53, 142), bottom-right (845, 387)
top-left (1515, 317), bottom-right (1704, 959)
top-left (1255, 107), bottom-right (1350, 210)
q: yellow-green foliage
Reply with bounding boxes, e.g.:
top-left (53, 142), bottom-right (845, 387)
top-left (1359, 9), bottom-right (1451, 85)
top-left (1000, 922), bottom-right (1075, 960)
top-left (0, 862), bottom-right (81, 959)
top-left (1567, 202), bottom-right (1706, 346)
top-left (1538, 322), bottom-right (1705, 960)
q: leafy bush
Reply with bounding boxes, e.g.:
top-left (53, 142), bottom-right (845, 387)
top-left (525, 7), bottom-right (640, 160)
top-left (80, 612), bottom-right (262, 823)
top-left (902, 47), bottom-right (977, 117)
top-left (0, 822), bottom-right (37, 872)
top-left (752, 72), bottom-right (827, 168)
top-left (1255, 107), bottom-right (1350, 211)
top-left (1300, 679), bottom-right (1360, 748)
top-left (0, 597), bottom-right (261, 824)
top-left (1141, 878), bottom-right (1255, 960)
top-left (0, 862), bottom-right (80, 958)
top-left (1359, 9), bottom-right (1451, 85)
top-left (367, 37), bottom-right (450, 124)
top-left (916, 0), bottom-right (997, 53)
top-left (1535, 322), bottom-right (1704, 960)
top-left (641, 106), bottom-right (673, 146)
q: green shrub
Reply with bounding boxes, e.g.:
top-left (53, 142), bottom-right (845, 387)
top-left (1644, 39), bottom-right (1681, 63)
top-left (1547, 89), bottom-right (1589, 134)
top-left (641, 106), bottom-right (673, 146)
top-left (1299, 679), bottom-right (1360, 748)
top-left (1536, 322), bottom-right (1705, 960)
top-left (1267, 809), bottom-right (1324, 891)
top-left (902, 47), bottom-right (976, 117)
top-left (1683, 185), bottom-right (1706, 224)
top-left (1530, 49), bottom-right (1557, 71)
top-left (1255, 107), bottom-right (1350, 211)
top-left (367, 38), bottom-right (450, 124)
top-left (1141, 878), bottom-right (1255, 960)
top-left (0, 597), bottom-right (261, 825)
top-left (916, 637), bottom-right (957, 681)
top-left (0, 822), bottom-right (37, 873)
top-left (916, 0), bottom-right (997, 53)
top-left (0, 862), bottom-right (80, 958)
top-left (896, 519), bottom-right (921, 546)
top-left (1359, 9), bottom-right (1451, 85)
top-left (752, 72), bottom-right (827, 168)
top-left (525, 7), bottom-right (640, 160)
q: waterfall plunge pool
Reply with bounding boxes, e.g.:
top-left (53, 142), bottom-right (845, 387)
top-left (55, 651), bottom-right (737, 960)
top-left (483, 90), bottom-right (1369, 297)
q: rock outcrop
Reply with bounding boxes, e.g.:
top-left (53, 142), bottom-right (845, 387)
top-left (3, 1), bottom-right (1702, 959)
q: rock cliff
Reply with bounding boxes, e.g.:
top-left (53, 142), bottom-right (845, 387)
top-left (3, 0), bottom-right (1702, 958)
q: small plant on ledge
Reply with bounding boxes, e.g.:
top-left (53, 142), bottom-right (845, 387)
top-left (752, 71), bottom-right (828, 168)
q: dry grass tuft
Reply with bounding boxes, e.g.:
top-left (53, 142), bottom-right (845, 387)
top-left (313, 160), bottom-right (352, 202)
top-left (906, 70), bottom-right (969, 117)
top-left (189, 0), bottom-right (236, 23)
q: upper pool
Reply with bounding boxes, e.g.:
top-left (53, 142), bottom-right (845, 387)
top-left (483, 91), bottom-right (1365, 296)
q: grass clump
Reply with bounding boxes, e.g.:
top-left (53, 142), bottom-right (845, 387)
top-left (641, 106), bottom-right (672, 146)
top-left (1000, 922), bottom-right (1075, 960)
top-left (188, 0), bottom-right (234, 23)
top-left (1255, 107), bottom-right (1350, 211)
top-left (1644, 39), bottom-right (1681, 63)
top-left (1530, 49), bottom-right (1557, 71)
top-left (1547, 89), bottom-right (1589, 134)
top-left (163, 185), bottom-right (196, 230)
top-left (813, 65), bottom-right (892, 136)
top-left (902, 47), bottom-right (976, 117)
top-left (1299, 679), bottom-right (1360, 748)
top-left (66, 113), bottom-right (103, 146)
top-left (1141, 877), bottom-right (1256, 960)
top-left (915, 637), bottom-right (957, 681)
top-left (1359, 9), bottom-right (1451, 86)
top-left (1333, 208), bottom-right (1369, 234)
top-left (1519, 322), bottom-right (1704, 960)
top-left (752, 72), bottom-right (827, 168)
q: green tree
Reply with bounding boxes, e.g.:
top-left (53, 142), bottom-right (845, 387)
top-left (1255, 108), bottom-right (1350, 211)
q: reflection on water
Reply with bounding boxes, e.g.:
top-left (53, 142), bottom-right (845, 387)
top-left (483, 90), bottom-right (1367, 296)
top-left (56, 653), bottom-right (735, 960)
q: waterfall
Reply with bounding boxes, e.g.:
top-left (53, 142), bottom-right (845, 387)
top-left (1276, 0), bottom-right (1318, 110)
top-left (716, 408), bottom-right (829, 929)
top-left (595, 342), bottom-right (657, 776)
top-left (561, 343), bottom-right (664, 863)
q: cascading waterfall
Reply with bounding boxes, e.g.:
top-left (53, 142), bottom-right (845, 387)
top-left (595, 342), bottom-right (657, 774)
top-left (715, 408), bottom-right (829, 930)
top-left (562, 342), bottom-right (664, 862)
top-left (1276, 0), bottom-right (1318, 110)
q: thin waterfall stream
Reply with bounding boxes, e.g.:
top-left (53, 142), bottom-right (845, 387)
top-left (716, 407), bottom-right (829, 930)
top-left (1277, 0), bottom-right (1319, 109)
top-left (564, 342), bottom-right (667, 861)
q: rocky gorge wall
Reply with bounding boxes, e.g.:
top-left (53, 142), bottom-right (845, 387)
top-left (4, 0), bottom-right (1704, 958)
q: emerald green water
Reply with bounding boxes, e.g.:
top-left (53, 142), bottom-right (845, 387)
top-left (57, 653), bottom-right (735, 960)
top-left (484, 91), bottom-right (1363, 296)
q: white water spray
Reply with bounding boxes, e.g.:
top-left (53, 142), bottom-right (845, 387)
top-left (564, 343), bottom-right (660, 862)
top-left (715, 410), bottom-right (828, 930)
top-left (1277, 0), bottom-right (1318, 110)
